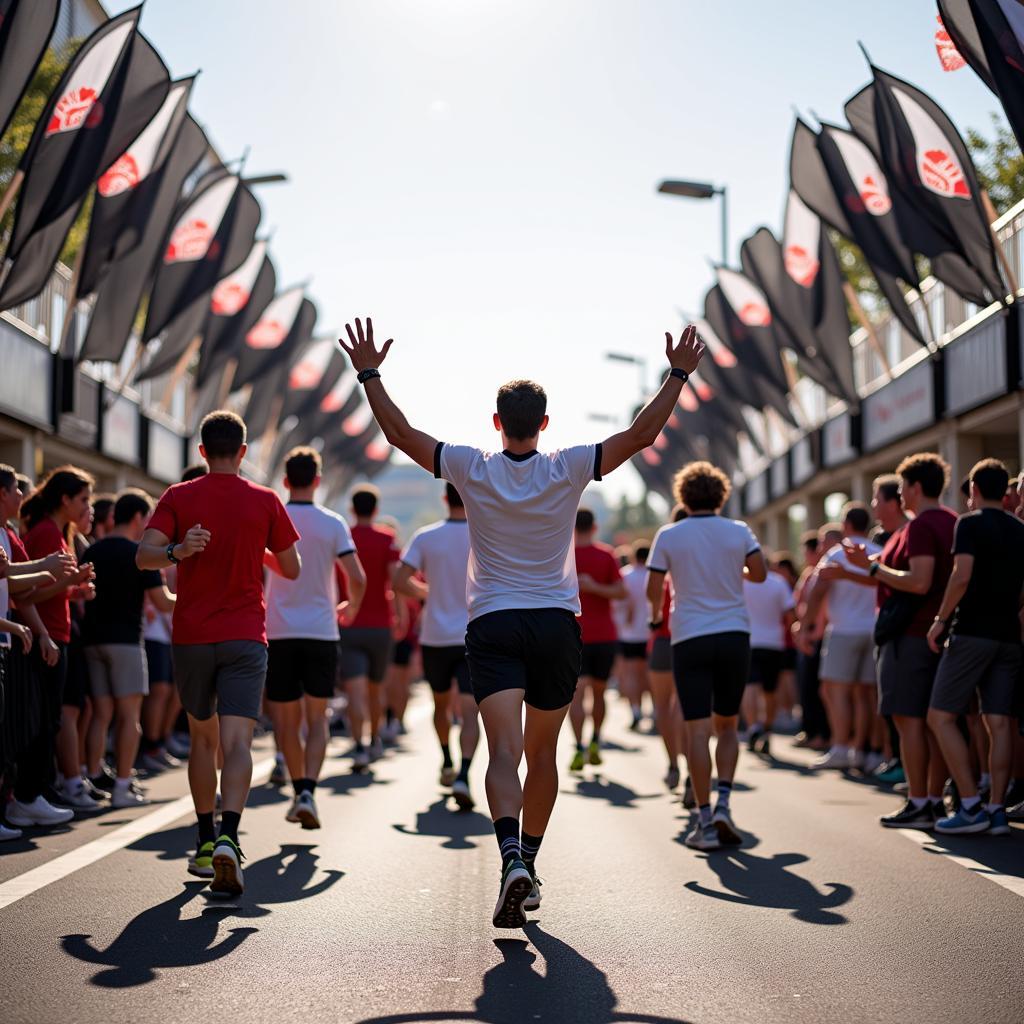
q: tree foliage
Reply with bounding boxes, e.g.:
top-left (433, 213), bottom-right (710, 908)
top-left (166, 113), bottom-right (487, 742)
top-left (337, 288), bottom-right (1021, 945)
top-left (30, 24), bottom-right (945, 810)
top-left (966, 113), bottom-right (1024, 215)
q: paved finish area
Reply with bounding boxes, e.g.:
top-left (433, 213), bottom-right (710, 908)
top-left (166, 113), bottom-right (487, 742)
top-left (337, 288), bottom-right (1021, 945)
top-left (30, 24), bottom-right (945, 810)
top-left (2, 689), bottom-right (1021, 1024)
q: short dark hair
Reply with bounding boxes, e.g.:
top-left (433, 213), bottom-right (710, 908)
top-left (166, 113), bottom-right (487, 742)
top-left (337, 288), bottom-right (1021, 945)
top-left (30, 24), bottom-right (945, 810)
top-left (800, 529), bottom-right (819, 552)
top-left (496, 380), bottom-right (547, 441)
top-left (673, 461), bottom-right (730, 512)
top-left (576, 507), bottom-right (595, 532)
top-left (897, 452), bottom-right (949, 499)
top-left (199, 410), bottom-right (246, 460)
top-left (92, 494), bottom-right (116, 525)
top-left (285, 446), bottom-right (321, 489)
top-left (181, 464), bottom-right (208, 483)
top-left (0, 464), bottom-right (16, 492)
top-left (873, 473), bottom-right (901, 504)
top-left (970, 458), bottom-right (1009, 502)
top-left (445, 483), bottom-right (464, 509)
top-left (670, 504), bottom-right (688, 523)
top-left (351, 485), bottom-right (379, 518)
top-left (633, 542), bottom-right (651, 563)
top-left (842, 501), bottom-right (871, 535)
top-left (113, 488), bottom-right (152, 525)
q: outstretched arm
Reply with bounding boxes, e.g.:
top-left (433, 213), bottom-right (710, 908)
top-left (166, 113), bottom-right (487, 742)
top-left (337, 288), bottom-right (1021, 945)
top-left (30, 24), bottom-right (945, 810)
top-left (600, 325), bottom-right (705, 477)
top-left (339, 318), bottom-right (439, 474)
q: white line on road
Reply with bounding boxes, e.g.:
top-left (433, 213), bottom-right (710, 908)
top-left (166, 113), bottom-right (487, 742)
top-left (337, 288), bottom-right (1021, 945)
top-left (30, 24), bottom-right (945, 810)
top-left (896, 828), bottom-right (1024, 900)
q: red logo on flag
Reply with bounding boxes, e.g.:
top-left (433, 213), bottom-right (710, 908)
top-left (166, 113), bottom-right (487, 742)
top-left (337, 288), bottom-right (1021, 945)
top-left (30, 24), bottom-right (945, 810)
top-left (211, 281), bottom-right (249, 316)
top-left (783, 244), bottom-right (820, 287)
top-left (678, 388), bottom-right (698, 413)
top-left (920, 149), bottom-right (970, 197)
top-left (860, 176), bottom-right (892, 215)
top-left (640, 447), bottom-right (661, 466)
top-left (738, 302), bottom-right (771, 327)
top-left (165, 219), bottom-right (214, 263)
top-left (246, 319), bottom-right (287, 349)
top-left (320, 391), bottom-right (343, 413)
top-left (97, 154), bottom-right (140, 197)
top-left (46, 87), bottom-right (103, 136)
top-left (935, 16), bottom-right (966, 72)
top-left (366, 441), bottom-right (390, 461)
top-left (694, 380), bottom-right (714, 402)
top-left (289, 362), bottom-right (321, 390)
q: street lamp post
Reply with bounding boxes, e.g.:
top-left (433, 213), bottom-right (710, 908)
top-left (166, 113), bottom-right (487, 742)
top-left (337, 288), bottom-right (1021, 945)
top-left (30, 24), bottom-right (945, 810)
top-left (657, 178), bottom-right (728, 266)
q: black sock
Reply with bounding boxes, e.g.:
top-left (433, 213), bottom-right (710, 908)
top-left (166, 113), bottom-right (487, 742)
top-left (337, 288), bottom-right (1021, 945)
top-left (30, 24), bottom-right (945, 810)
top-left (456, 756), bottom-right (472, 783)
top-left (441, 743), bottom-right (453, 769)
top-left (494, 816), bottom-right (520, 865)
top-left (219, 810), bottom-right (241, 844)
top-left (294, 778), bottom-right (314, 796)
top-left (520, 831), bottom-right (543, 866)
top-left (197, 812), bottom-right (215, 846)
top-left (307, 778), bottom-right (317, 793)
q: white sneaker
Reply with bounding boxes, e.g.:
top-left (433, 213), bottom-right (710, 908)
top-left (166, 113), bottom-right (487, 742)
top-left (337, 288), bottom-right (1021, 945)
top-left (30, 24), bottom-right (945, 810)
top-left (61, 780), bottom-right (100, 810)
top-left (813, 746), bottom-right (851, 770)
top-left (7, 796), bottom-right (74, 827)
top-left (285, 795), bottom-right (303, 823)
top-left (862, 751), bottom-right (884, 775)
top-left (111, 785), bottom-right (149, 809)
top-left (369, 737), bottom-right (385, 761)
top-left (0, 822), bottom-right (23, 841)
top-left (847, 748), bottom-right (864, 770)
top-left (295, 791), bottom-right (320, 829)
top-left (451, 778), bottom-right (474, 811)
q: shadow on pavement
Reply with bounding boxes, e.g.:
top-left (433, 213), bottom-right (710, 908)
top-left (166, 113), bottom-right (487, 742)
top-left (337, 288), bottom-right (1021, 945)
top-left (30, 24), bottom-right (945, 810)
top-left (562, 776), bottom-right (661, 809)
top-left (61, 844), bottom-right (343, 987)
top-left (319, 770), bottom-right (390, 796)
top-left (684, 849), bottom-right (853, 925)
top-left (919, 831), bottom-right (1024, 879)
top-left (392, 797), bottom-right (492, 850)
top-left (351, 923), bottom-right (694, 1023)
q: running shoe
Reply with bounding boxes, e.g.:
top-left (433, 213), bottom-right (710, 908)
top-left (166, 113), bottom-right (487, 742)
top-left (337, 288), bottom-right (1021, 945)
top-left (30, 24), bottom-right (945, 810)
top-left (846, 748), bottom-right (864, 770)
top-left (1007, 800), bottom-right (1024, 823)
top-left (295, 792), bottom-right (320, 830)
top-left (111, 785), bottom-right (149, 809)
top-left (712, 806), bottom-right (743, 846)
top-left (90, 762), bottom-right (116, 792)
top-left (681, 776), bottom-right (696, 810)
top-left (492, 858), bottom-right (532, 928)
top-left (439, 765), bottom-right (457, 787)
top-left (451, 779), bottom-right (475, 811)
top-left (873, 759), bottom-right (905, 785)
top-left (752, 733), bottom-right (771, 757)
top-left (934, 805), bottom-right (991, 835)
top-left (880, 799), bottom-right (935, 830)
top-left (285, 796), bottom-right (303, 823)
top-left (988, 806), bottom-right (1011, 836)
top-left (166, 732), bottom-right (191, 759)
top-left (210, 836), bottom-right (245, 897)
top-left (60, 780), bottom-right (101, 810)
top-left (6, 796), bottom-right (74, 827)
top-left (587, 741), bottom-right (602, 767)
top-left (569, 748), bottom-right (586, 772)
top-left (523, 869), bottom-right (543, 911)
top-left (684, 823), bottom-right (720, 851)
top-left (0, 822), bottom-right (23, 841)
top-left (746, 724), bottom-right (765, 752)
top-left (352, 746), bottom-right (370, 772)
top-left (269, 756), bottom-right (288, 787)
top-left (369, 737), bottom-right (385, 762)
top-left (629, 711), bottom-right (643, 732)
top-left (813, 746), bottom-right (851, 770)
top-left (1003, 778), bottom-right (1024, 809)
top-left (81, 776), bottom-right (109, 802)
top-left (664, 764), bottom-right (680, 791)
top-left (187, 841), bottom-right (215, 879)
top-left (140, 751), bottom-right (169, 774)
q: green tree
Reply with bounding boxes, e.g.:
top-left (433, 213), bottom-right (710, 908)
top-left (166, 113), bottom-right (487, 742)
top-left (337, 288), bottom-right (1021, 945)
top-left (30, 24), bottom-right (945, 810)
top-left (966, 112), bottom-right (1024, 214)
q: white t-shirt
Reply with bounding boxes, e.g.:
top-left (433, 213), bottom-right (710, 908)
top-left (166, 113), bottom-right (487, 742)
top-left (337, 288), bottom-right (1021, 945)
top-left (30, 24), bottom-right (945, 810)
top-left (743, 572), bottom-right (795, 650)
top-left (265, 502), bottom-right (355, 641)
top-left (437, 443), bottom-right (601, 622)
top-left (647, 514), bottom-right (761, 644)
top-left (401, 518), bottom-right (471, 647)
top-left (614, 563), bottom-right (650, 644)
top-left (0, 527), bottom-right (11, 648)
top-left (820, 538), bottom-right (882, 635)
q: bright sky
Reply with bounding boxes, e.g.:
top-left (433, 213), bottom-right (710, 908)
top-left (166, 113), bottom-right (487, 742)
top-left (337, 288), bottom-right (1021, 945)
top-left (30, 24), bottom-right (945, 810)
top-left (110, 0), bottom-right (999, 500)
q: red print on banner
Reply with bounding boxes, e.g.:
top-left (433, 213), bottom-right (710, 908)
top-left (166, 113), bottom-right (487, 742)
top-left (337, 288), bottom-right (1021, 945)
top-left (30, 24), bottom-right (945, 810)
top-left (289, 362), bottom-right (321, 390)
top-left (246, 319), bottom-right (287, 349)
top-left (46, 87), bottom-right (102, 136)
top-left (693, 379), bottom-right (714, 402)
top-left (935, 16), bottom-right (966, 72)
top-left (165, 219), bottom-right (213, 262)
top-left (97, 154), bottom-right (140, 196)
top-left (860, 176), bottom-right (892, 215)
top-left (211, 280), bottom-right (249, 316)
top-left (783, 244), bottom-right (820, 287)
top-left (366, 442), bottom-right (390, 461)
top-left (738, 302), bottom-right (771, 327)
top-left (921, 149), bottom-right (970, 197)
top-left (320, 391), bottom-right (343, 413)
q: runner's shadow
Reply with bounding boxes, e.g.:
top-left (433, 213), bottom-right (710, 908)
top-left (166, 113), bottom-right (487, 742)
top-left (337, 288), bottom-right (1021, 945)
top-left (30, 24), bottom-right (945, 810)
top-left (246, 785), bottom-right (290, 808)
top-left (598, 739), bottom-right (643, 754)
top-left (919, 832), bottom-right (1024, 880)
top-left (684, 850), bottom-right (852, 925)
top-left (392, 797), bottom-right (492, 850)
top-left (351, 923), bottom-right (693, 1023)
top-left (562, 776), bottom-right (660, 809)
top-left (318, 770), bottom-right (388, 796)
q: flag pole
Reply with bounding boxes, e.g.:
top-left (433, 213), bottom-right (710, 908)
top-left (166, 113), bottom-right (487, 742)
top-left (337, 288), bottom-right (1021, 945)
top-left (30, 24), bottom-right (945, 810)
top-left (159, 334), bottom-right (201, 413)
top-left (981, 189), bottom-right (1019, 299)
top-left (781, 352), bottom-right (810, 427)
top-left (842, 280), bottom-right (892, 379)
top-left (0, 169), bottom-right (25, 228)
top-left (102, 339), bottom-right (149, 410)
top-left (257, 393), bottom-right (286, 476)
top-left (57, 243), bottom-right (86, 360)
top-left (215, 357), bottom-right (238, 408)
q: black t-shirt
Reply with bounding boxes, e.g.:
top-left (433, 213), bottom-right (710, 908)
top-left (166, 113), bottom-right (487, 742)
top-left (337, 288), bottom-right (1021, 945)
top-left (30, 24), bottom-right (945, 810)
top-left (951, 508), bottom-right (1024, 643)
top-left (81, 536), bottom-right (162, 645)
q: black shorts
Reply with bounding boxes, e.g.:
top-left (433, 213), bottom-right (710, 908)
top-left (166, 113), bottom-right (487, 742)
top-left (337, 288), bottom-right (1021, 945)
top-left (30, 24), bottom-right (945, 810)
top-left (579, 642), bottom-right (616, 682)
top-left (62, 636), bottom-right (88, 709)
top-left (672, 631), bottom-right (751, 721)
top-left (392, 638), bottom-right (415, 667)
top-left (421, 645), bottom-right (473, 696)
top-left (265, 639), bottom-right (339, 701)
top-left (619, 641), bottom-right (647, 660)
top-left (466, 608), bottom-right (582, 711)
top-left (145, 640), bottom-right (174, 684)
top-left (338, 627), bottom-right (393, 684)
top-left (749, 648), bottom-right (786, 694)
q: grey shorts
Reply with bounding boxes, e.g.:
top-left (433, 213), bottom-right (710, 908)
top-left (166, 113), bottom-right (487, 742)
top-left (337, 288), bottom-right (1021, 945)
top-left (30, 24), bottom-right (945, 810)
top-left (338, 626), bottom-right (393, 684)
top-left (648, 636), bottom-right (672, 673)
top-left (820, 629), bottom-right (875, 684)
top-left (877, 635), bottom-right (940, 718)
top-left (930, 635), bottom-right (1022, 717)
top-left (172, 640), bottom-right (268, 721)
top-left (85, 643), bottom-right (149, 699)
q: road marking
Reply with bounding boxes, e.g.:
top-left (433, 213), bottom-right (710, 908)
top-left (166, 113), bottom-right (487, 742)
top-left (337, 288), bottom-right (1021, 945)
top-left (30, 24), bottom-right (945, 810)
top-left (897, 828), bottom-right (1024, 899)
top-left (0, 756), bottom-right (275, 913)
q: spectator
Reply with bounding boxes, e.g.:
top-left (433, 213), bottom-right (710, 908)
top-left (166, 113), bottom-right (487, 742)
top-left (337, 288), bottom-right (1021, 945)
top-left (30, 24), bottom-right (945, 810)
top-left (90, 495), bottom-right (116, 541)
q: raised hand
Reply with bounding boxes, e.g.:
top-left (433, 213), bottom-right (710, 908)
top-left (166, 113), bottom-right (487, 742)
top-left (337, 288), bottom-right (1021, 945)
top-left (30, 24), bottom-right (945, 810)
top-left (665, 324), bottom-right (706, 375)
top-left (339, 317), bottom-right (393, 372)
top-left (842, 538), bottom-right (871, 571)
top-left (42, 550), bottom-right (77, 579)
top-left (178, 523), bottom-right (210, 560)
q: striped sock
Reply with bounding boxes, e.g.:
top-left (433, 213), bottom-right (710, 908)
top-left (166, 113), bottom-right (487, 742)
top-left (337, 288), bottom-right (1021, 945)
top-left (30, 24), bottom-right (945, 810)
top-left (717, 780), bottom-right (733, 809)
top-left (520, 831), bottom-right (543, 866)
top-left (494, 816), bottom-right (520, 865)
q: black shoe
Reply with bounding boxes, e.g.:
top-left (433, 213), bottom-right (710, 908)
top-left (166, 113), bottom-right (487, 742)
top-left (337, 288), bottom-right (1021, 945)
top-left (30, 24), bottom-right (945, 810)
top-left (880, 799), bottom-right (934, 830)
top-left (752, 733), bottom-right (771, 757)
top-left (931, 801), bottom-right (948, 826)
top-left (90, 770), bottom-right (115, 793)
top-left (1003, 778), bottom-right (1024, 809)
top-left (746, 725), bottom-right (765, 752)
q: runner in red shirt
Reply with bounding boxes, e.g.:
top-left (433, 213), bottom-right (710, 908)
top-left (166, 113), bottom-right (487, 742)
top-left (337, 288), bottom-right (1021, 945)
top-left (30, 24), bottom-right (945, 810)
top-left (568, 508), bottom-right (625, 771)
top-left (139, 411), bottom-right (300, 896)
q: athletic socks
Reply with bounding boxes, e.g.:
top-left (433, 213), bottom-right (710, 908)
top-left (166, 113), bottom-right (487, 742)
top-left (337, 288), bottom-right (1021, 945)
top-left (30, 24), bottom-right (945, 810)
top-left (961, 795), bottom-right (982, 813)
top-left (456, 756), bottom-right (472, 783)
top-left (197, 812), bottom-right (216, 846)
top-left (294, 778), bottom-right (316, 795)
top-left (494, 816), bottom-right (520, 865)
top-left (699, 803), bottom-right (713, 827)
top-left (520, 831), bottom-right (543, 867)
top-left (219, 810), bottom-right (242, 844)
top-left (441, 743), bottom-right (453, 769)
top-left (910, 797), bottom-right (929, 810)
top-left (716, 780), bottom-right (733, 809)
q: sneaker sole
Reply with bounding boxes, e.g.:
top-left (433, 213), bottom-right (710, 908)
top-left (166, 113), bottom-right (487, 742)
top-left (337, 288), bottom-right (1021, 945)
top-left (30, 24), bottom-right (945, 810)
top-left (523, 894), bottom-right (541, 912)
top-left (297, 808), bottom-right (321, 830)
top-left (492, 874), bottom-right (532, 929)
top-left (880, 818), bottom-right (936, 830)
top-left (210, 852), bottom-right (244, 896)
top-left (713, 817), bottom-right (743, 846)
top-left (934, 822), bottom-right (991, 835)
top-left (684, 836), bottom-right (720, 851)
top-left (452, 788), bottom-right (475, 812)
top-left (187, 863), bottom-right (215, 879)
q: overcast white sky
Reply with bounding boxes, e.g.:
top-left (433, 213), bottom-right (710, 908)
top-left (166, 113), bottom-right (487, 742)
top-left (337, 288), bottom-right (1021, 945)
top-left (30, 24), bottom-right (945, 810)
top-left (110, 0), bottom-right (1001, 499)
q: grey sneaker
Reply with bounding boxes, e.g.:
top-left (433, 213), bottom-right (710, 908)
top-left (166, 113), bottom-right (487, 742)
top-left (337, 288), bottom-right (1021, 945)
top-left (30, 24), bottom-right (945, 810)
top-left (295, 791), bottom-right (320, 830)
top-left (523, 869), bottom-right (543, 911)
top-left (712, 805), bottom-right (742, 846)
top-left (684, 822), bottom-right (721, 851)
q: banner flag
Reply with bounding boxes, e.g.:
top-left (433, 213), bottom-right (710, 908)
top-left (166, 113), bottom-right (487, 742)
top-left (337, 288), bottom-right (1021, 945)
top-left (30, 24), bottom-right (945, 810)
top-left (0, 0), bottom-right (61, 141)
top-left (936, 2), bottom-right (997, 89)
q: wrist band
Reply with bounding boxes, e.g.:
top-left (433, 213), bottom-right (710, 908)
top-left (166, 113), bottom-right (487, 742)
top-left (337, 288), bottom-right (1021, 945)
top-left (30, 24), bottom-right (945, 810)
top-left (648, 620), bottom-right (663, 631)
top-left (669, 368), bottom-right (689, 384)
top-left (166, 543), bottom-right (179, 566)
top-left (357, 367), bottom-right (381, 385)
top-left (868, 561), bottom-right (880, 577)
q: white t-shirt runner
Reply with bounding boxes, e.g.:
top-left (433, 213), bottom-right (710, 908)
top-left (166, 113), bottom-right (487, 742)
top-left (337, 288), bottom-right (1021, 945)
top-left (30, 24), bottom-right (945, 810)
top-left (819, 538), bottom-right (882, 635)
top-left (265, 502), bottom-right (355, 641)
top-left (436, 442), bottom-right (602, 622)
top-left (743, 572), bottom-right (795, 650)
top-left (614, 563), bottom-right (650, 644)
top-left (400, 518), bottom-right (471, 648)
top-left (647, 514), bottom-right (761, 644)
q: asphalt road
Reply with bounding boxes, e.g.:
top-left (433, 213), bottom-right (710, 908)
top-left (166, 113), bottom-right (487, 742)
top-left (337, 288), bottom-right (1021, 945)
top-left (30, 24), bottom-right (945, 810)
top-left (1, 688), bottom-right (1021, 1024)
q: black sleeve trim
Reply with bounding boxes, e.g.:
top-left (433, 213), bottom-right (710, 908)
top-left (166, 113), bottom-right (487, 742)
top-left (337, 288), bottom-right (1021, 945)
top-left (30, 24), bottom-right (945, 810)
top-left (647, 566), bottom-right (668, 574)
top-left (594, 443), bottom-right (603, 482)
top-left (433, 441), bottom-right (444, 480)
top-left (337, 548), bottom-right (355, 559)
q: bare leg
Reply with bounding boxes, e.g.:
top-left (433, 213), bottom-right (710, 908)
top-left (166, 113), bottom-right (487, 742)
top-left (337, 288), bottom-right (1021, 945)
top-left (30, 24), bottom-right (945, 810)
top-left (432, 688), bottom-right (452, 750)
top-left (303, 696), bottom-right (330, 781)
top-left (85, 695), bottom-right (114, 777)
top-left (590, 681), bottom-right (607, 742)
top-left (478, 688), bottom-right (526, 822)
top-left (852, 683), bottom-right (874, 752)
top-left (894, 715), bottom-right (929, 800)
top-left (823, 681), bottom-right (852, 748)
top-left (522, 702), bottom-right (572, 837)
top-left (927, 708), bottom-right (974, 798)
top-left (142, 683), bottom-right (170, 749)
top-left (113, 694), bottom-right (144, 779)
top-left (187, 713), bottom-right (219, 814)
top-left (713, 713), bottom-right (740, 784)
top-left (367, 681), bottom-right (384, 741)
top-left (218, 714), bottom-right (256, 815)
top-left (685, 718), bottom-right (714, 806)
top-left (57, 706), bottom-right (81, 783)
top-left (267, 699), bottom-right (304, 782)
top-left (985, 715), bottom-right (1012, 805)
top-left (346, 676), bottom-right (368, 746)
top-left (458, 693), bottom-right (481, 765)
top-left (649, 670), bottom-right (679, 767)
top-left (568, 682), bottom-right (586, 745)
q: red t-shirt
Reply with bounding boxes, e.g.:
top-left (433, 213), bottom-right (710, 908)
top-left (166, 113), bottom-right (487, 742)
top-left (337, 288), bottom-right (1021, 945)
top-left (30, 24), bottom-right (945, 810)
top-left (148, 474), bottom-right (299, 645)
top-left (23, 518), bottom-right (72, 643)
top-left (575, 542), bottom-right (621, 645)
top-left (350, 523), bottom-right (400, 629)
top-left (878, 507), bottom-right (956, 637)
top-left (6, 526), bottom-right (28, 564)
top-left (654, 578), bottom-right (672, 641)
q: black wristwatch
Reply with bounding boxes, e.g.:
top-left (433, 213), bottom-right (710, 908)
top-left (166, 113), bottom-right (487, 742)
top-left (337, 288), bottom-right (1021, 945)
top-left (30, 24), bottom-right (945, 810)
top-left (669, 368), bottom-right (689, 384)
top-left (357, 367), bottom-right (381, 385)
top-left (868, 561), bottom-right (880, 577)
top-left (649, 620), bottom-right (663, 631)
top-left (166, 543), bottom-right (180, 566)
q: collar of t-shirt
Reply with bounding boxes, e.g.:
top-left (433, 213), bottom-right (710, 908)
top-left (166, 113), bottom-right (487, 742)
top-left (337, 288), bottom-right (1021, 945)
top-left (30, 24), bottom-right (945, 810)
top-left (501, 450), bottom-right (539, 462)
